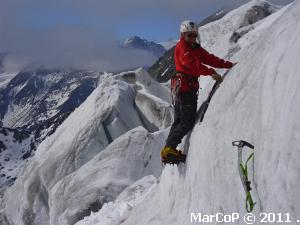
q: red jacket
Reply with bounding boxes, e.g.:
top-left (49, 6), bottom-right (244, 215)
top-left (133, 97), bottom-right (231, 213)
top-left (173, 37), bottom-right (233, 92)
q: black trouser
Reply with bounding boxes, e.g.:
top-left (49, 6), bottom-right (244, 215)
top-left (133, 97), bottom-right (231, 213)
top-left (166, 92), bottom-right (197, 149)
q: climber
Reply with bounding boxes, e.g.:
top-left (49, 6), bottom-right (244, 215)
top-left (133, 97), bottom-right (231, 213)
top-left (161, 20), bottom-right (234, 164)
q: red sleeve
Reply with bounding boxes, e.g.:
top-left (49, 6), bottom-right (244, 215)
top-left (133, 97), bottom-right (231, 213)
top-left (176, 45), bottom-right (216, 77)
top-left (199, 47), bottom-right (233, 69)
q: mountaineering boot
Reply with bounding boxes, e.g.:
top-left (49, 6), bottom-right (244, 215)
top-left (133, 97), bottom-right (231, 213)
top-left (160, 146), bottom-right (186, 165)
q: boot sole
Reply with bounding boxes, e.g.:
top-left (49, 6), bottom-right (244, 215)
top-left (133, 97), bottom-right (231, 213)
top-left (162, 153), bottom-right (186, 165)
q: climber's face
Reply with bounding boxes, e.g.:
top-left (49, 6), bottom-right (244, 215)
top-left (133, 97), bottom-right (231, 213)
top-left (183, 32), bottom-right (198, 46)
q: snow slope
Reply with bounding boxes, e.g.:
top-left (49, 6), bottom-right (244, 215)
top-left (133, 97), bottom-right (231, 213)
top-left (75, 175), bottom-right (158, 225)
top-left (75, 1), bottom-right (300, 225)
top-left (199, 0), bottom-right (281, 57)
top-left (197, 0), bottom-right (283, 90)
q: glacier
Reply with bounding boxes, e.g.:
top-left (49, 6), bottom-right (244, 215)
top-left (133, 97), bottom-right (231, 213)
top-left (1, 0), bottom-right (300, 225)
top-left (2, 68), bottom-right (172, 225)
top-left (76, 1), bottom-right (300, 225)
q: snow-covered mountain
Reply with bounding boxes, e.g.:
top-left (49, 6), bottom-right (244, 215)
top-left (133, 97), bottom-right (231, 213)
top-left (1, 0), bottom-right (299, 225)
top-left (1, 70), bottom-right (99, 143)
top-left (0, 127), bottom-right (34, 188)
top-left (0, 69), bottom-right (100, 130)
top-left (122, 36), bottom-right (166, 58)
top-left (158, 39), bottom-right (178, 50)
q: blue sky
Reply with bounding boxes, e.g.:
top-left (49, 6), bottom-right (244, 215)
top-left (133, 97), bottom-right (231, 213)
top-left (0, 0), bottom-right (294, 71)
top-left (1, 0), bottom-right (293, 42)
top-left (115, 0), bottom-right (293, 41)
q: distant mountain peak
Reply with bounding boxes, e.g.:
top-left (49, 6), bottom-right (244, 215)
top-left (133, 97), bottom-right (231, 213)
top-left (121, 35), bottom-right (166, 58)
top-left (123, 35), bottom-right (144, 45)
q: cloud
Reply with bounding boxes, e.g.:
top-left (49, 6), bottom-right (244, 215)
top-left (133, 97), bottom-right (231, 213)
top-left (0, 0), bottom-right (162, 72)
top-left (0, 15), bottom-right (157, 72)
top-left (1, 22), bottom-right (157, 72)
top-left (0, 0), bottom-right (294, 72)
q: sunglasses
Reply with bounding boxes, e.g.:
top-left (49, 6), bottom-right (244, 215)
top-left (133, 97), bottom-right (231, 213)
top-left (187, 33), bottom-right (198, 38)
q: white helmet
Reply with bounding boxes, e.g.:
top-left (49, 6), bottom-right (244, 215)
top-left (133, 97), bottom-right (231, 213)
top-left (180, 20), bottom-right (198, 33)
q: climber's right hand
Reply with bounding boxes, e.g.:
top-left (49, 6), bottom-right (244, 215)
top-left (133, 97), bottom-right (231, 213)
top-left (212, 73), bottom-right (223, 82)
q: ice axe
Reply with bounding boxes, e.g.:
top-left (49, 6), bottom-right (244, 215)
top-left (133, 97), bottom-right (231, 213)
top-left (232, 140), bottom-right (255, 212)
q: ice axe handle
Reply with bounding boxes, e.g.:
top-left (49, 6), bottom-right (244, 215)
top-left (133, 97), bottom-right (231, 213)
top-left (232, 140), bottom-right (254, 149)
